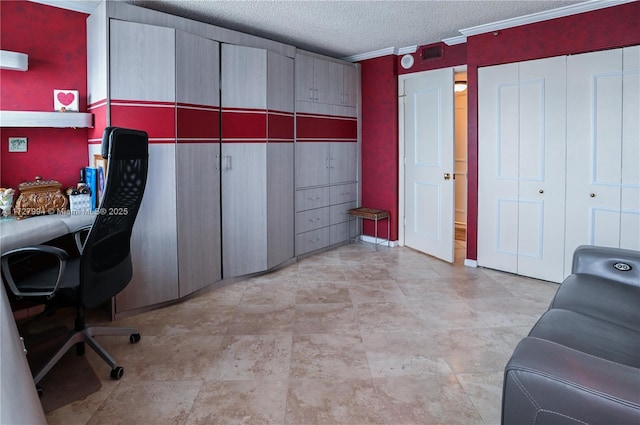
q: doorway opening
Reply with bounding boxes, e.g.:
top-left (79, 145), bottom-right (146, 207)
top-left (454, 70), bottom-right (468, 260)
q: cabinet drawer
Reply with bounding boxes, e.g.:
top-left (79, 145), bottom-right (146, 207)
top-left (330, 201), bottom-right (357, 225)
top-left (296, 187), bottom-right (330, 212)
top-left (330, 221), bottom-right (355, 245)
top-left (296, 227), bottom-right (330, 256)
top-left (296, 207), bottom-right (330, 233)
top-left (330, 183), bottom-right (357, 205)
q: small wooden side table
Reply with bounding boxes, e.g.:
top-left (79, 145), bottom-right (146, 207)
top-left (347, 207), bottom-right (390, 250)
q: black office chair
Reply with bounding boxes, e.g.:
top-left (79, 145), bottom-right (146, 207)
top-left (1, 127), bottom-right (149, 388)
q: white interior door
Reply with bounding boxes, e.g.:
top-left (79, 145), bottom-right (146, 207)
top-left (402, 68), bottom-right (455, 262)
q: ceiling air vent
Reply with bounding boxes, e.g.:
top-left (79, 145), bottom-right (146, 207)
top-left (421, 45), bottom-right (443, 61)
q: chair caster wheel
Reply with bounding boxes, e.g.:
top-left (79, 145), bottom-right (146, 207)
top-left (110, 366), bottom-right (124, 380)
top-left (36, 386), bottom-right (44, 398)
top-left (130, 333), bottom-right (141, 344)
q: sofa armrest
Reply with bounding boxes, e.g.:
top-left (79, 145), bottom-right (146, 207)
top-left (503, 337), bottom-right (640, 425)
top-left (571, 245), bottom-right (640, 287)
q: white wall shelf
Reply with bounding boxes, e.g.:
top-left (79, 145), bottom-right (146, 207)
top-left (0, 111), bottom-right (93, 128)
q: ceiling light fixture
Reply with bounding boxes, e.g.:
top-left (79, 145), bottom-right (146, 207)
top-left (0, 50), bottom-right (28, 71)
top-left (454, 80), bottom-right (467, 92)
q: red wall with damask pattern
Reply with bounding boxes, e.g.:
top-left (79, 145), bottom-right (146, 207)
top-left (0, 0), bottom-right (89, 191)
top-left (360, 55), bottom-right (399, 241)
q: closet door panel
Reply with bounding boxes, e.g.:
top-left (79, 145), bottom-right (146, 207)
top-left (176, 31), bottom-right (219, 106)
top-left (295, 53), bottom-right (315, 103)
top-left (329, 142), bottom-right (358, 184)
top-left (565, 49), bottom-right (624, 275)
top-left (478, 63), bottom-right (519, 274)
top-left (222, 44), bottom-right (267, 109)
top-left (517, 56), bottom-right (566, 282)
top-left (621, 45), bottom-right (640, 251)
top-left (267, 143), bottom-right (294, 268)
top-left (221, 143), bottom-right (268, 277)
top-left (296, 142), bottom-right (330, 187)
top-left (110, 20), bottom-right (175, 102)
top-left (177, 144), bottom-right (221, 297)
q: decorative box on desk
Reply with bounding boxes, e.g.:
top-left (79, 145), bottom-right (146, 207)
top-left (14, 177), bottom-right (68, 219)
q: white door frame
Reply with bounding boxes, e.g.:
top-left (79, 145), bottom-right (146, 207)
top-left (397, 65), bottom-right (467, 249)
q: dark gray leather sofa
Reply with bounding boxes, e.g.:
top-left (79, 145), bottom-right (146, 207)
top-left (502, 245), bottom-right (640, 424)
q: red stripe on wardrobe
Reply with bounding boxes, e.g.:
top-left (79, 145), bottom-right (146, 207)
top-left (296, 114), bottom-right (357, 141)
top-left (177, 104), bottom-right (220, 139)
top-left (268, 111), bottom-right (294, 141)
top-left (111, 101), bottom-right (175, 142)
top-left (222, 109), bottom-right (266, 142)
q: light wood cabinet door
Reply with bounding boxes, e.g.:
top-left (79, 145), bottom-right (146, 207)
top-left (176, 31), bottom-right (221, 297)
top-left (295, 53), bottom-right (315, 103)
top-left (176, 31), bottom-right (219, 107)
top-left (110, 20), bottom-right (175, 102)
top-left (343, 65), bottom-right (358, 107)
top-left (222, 44), bottom-right (267, 109)
top-left (296, 142), bottom-right (330, 188)
top-left (329, 142), bottom-right (358, 184)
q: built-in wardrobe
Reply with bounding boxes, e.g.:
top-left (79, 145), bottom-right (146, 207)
top-left (86, 1), bottom-right (360, 317)
top-left (478, 45), bottom-right (639, 283)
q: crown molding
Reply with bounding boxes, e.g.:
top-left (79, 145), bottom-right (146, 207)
top-left (397, 45), bottom-right (418, 55)
top-left (29, 0), bottom-right (100, 14)
top-left (342, 47), bottom-right (396, 63)
top-left (459, 0), bottom-right (636, 37)
top-left (442, 35), bottom-right (467, 46)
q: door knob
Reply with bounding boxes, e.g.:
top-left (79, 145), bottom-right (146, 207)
top-left (444, 173), bottom-right (452, 180)
top-left (539, 189), bottom-right (544, 194)
top-left (590, 193), bottom-right (596, 197)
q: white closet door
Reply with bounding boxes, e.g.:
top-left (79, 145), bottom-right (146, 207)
top-left (620, 45), bottom-right (640, 252)
top-left (565, 49), bottom-right (624, 275)
top-left (478, 63), bottom-right (520, 274)
top-left (516, 56), bottom-right (567, 282)
top-left (478, 56), bottom-right (566, 282)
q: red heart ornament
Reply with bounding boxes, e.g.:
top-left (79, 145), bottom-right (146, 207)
top-left (57, 92), bottom-right (75, 106)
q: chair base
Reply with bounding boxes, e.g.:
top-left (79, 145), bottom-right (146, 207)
top-left (33, 325), bottom-right (140, 384)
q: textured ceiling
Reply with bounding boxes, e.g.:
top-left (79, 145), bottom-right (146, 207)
top-left (120, 0), bottom-right (584, 59)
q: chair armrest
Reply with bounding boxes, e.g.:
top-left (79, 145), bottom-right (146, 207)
top-left (1, 245), bottom-right (70, 298)
top-left (73, 224), bottom-right (93, 254)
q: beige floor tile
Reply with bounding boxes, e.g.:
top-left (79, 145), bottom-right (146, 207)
top-left (227, 304), bottom-right (296, 335)
top-left (87, 380), bottom-right (200, 425)
top-left (290, 333), bottom-right (371, 379)
top-left (185, 379), bottom-right (288, 425)
top-left (456, 372), bottom-right (504, 425)
top-left (293, 303), bottom-right (360, 335)
top-left (285, 378), bottom-right (384, 425)
top-left (204, 334), bottom-right (292, 381)
top-left (373, 375), bottom-right (485, 425)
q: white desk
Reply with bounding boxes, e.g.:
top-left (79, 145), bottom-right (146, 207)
top-left (0, 213), bottom-right (94, 253)
top-left (0, 213), bottom-right (94, 423)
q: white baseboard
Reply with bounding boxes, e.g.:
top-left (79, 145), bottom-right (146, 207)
top-left (357, 235), bottom-right (397, 247)
top-left (464, 259), bottom-right (478, 268)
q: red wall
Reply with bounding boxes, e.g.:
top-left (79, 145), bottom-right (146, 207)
top-left (359, 1), bottom-right (640, 259)
top-left (360, 55), bottom-right (398, 241)
top-left (0, 0), bottom-right (89, 191)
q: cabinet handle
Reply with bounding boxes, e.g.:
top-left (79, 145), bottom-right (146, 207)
top-left (326, 158), bottom-right (330, 169)
top-left (315, 88), bottom-right (319, 101)
top-left (309, 88), bottom-right (314, 101)
top-left (215, 154), bottom-right (220, 171)
top-left (224, 155), bottom-right (232, 171)
top-left (330, 158), bottom-right (335, 169)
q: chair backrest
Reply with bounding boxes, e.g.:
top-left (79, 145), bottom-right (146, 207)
top-left (80, 127), bottom-right (149, 308)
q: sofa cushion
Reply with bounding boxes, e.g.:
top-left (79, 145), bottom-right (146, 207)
top-left (549, 273), bottom-right (640, 330)
top-left (529, 308), bottom-right (640, 368)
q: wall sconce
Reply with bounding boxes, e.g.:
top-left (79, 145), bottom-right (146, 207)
top-left (454, 80), bottom-right (467, 92)
top-left (0, 50), bottom-right (28, 71)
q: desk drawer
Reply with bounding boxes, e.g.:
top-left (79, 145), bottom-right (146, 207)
top-left (296, 227), bottom-right (330, 255)
top-left (296, 187), bottom-right (330, 212)
top-left (296, 207), bottom-right (330, 234)
top-left (330, 183), bottom-right (357, 205)
top-left (330, 201), bottom-right (357, 225)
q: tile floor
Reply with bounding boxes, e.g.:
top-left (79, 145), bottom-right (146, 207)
top-left (44, 241), bottom-right (558, 425)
